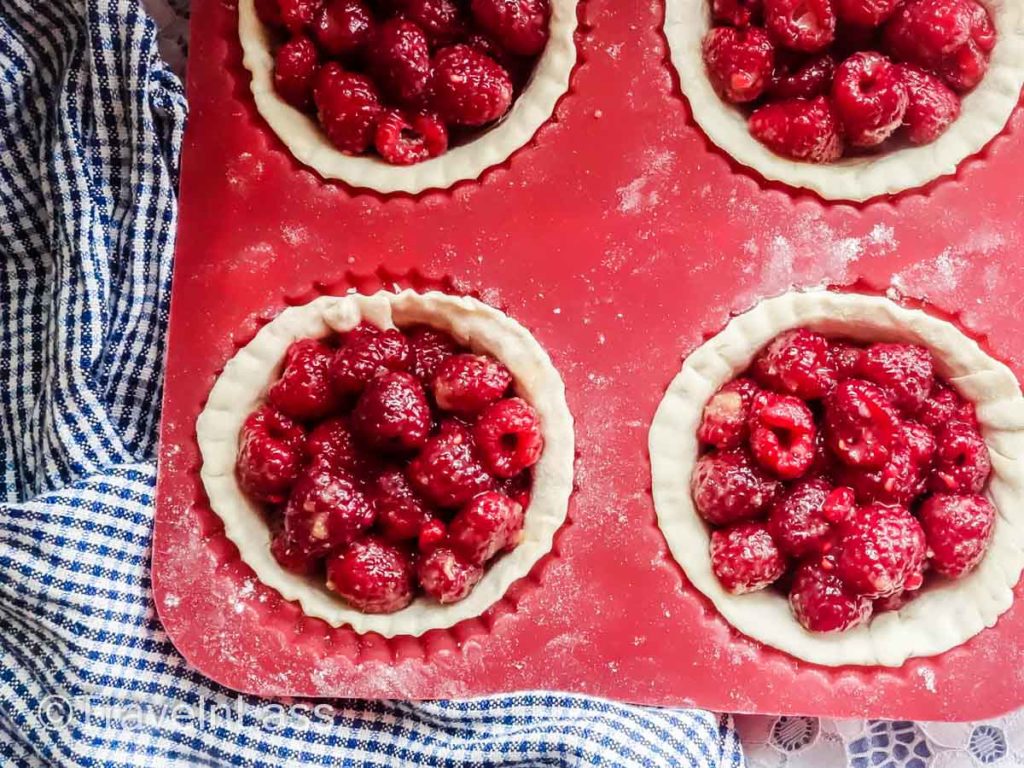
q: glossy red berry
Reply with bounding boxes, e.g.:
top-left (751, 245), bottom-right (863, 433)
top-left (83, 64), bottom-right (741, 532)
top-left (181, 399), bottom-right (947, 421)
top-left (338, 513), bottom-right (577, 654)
top-left (306, 416), bottom-right (380, 479)
top-left (769, 53), bottom-right (835, 99)
top-left (370, 19), bottom-right (432, 105)
top-left (750, 96), bottom-right (844, 162)
top-left (408, 325), bottom-right (461, 384)
top-left (470, 0), bottom-right (550, 56)
top-left (789, 559), bottom-right (873, 632)
top-left (914, 381), bottom-right (977, 432)
top-left (884, 0), bottom-right (973, 67)
top-left (313, 0), bottom-right (375, 58)
top-left (768, 477), bottom-right (850, 557)
top-left (753, 328), bottom-right (837, 399)
top-left (370, 468), bottom-right (434, 542)
top-left (418, 547), bottom-right (484, 603)
top-left (698, 378), bottom-right (761, 450)
top-left (268, 339), bottom-right (338, 422)
top-left (374, 110), bottom-right (449, 165)
top-left (331, 326), bottom-right (411, 395)
top-left (326, 537), bottom-right (415, 613)
top-left (824, 379), bottom-right (899, 469)
top-left (314, 63), bottom-right (383, 154)
top-left (919, 493), bottom-right (995, 578)
top-left (764, 0), bottom-right (837, 52)
top-left (691, 448), bottom-right (782, 526)
top-left (853, 342), bottom-right (934, 413)
top-left (749, 392), bottom-right (818, 479)
top-left (836, 0), bottom-right (899, 27)
top-left (430, 45), bottom-right (514, 127)
top-left (702, 26), bottom-right (776, 104)
top-left (836, 503), bottom-right (926, 598)
top-left (407, 421), bottom-right (496, 507)
top-left (449, 490), bottom-right (525, 565)
top-left (473, 396), bottom-right (544, 478)
top-left (279, 0), bottom-right (322, 32)
top-left (352, 372), bottom-right (431, 453)
top-left (274, 36), bottom-right (321, 109)
top-left (713, 0), bottom-right (764, 26)
top-left (237, 405), bottom-right (306, 504)
top-left (929, 420), bottom-right (991, 494)
top-left (831, 52), bottom-right (908, 148)
top-left (900, 64), bottom-right (961, 144)
top-left (433, 353), bottom-right (513, 414)
top-left (710, 521), bottom-right (786, 594)
top-left (828, 340), bottom-right (865, 380)
top-left (283, 468), bottom-right (376, 559)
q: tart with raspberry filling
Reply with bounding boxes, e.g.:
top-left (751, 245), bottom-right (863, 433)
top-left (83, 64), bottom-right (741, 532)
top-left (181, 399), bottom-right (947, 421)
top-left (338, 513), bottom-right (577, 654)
top-left (238, 0), bottom-right (577, 193)
top-left (197, 290), bottom-right (573, 635)
top-left (651, 290), bottom-right (1024, 667)
top-left (664, 0), bottom-right (1024, 200)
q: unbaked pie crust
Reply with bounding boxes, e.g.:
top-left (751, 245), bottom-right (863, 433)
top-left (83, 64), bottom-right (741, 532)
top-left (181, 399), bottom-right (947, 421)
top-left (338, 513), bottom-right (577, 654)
top-left (238, 0), bottom-right (578, 194)
top-left (197, 291), bottom-right (575, 636)
top-left (649, 290), bottom-right (1024, 666)
top-left (663, 0), bottom-right (1024, 201)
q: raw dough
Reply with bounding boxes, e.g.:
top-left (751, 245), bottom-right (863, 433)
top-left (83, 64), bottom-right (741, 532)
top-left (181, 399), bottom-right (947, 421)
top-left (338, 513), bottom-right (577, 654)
top-left (663, 0), bottom-right (1024, 201)
top-left (197, 291), bottom-right (575, 637)
top-left (237, 0), bottom-right (578, 194)
top-left (649, 290), bottom-right (1024, 666)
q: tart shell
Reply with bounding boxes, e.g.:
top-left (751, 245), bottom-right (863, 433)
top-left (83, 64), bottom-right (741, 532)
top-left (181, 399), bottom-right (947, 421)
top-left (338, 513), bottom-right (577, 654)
top-left (196, 290), bottom-right (575, 636)
top-left (649, 290), bottom-right (1024, 667)
top-left (238, 0), bottom-right (578, 194)
top-left (663, 0), bottom-right (1024, 201)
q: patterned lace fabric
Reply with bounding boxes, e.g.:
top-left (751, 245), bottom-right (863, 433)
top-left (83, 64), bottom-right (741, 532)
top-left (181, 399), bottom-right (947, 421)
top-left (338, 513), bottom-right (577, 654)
top-left (737, 713), bottom-right (1024, 767)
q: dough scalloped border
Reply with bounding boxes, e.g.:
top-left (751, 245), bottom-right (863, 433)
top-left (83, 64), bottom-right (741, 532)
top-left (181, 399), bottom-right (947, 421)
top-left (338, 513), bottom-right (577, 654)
top-left (663, 0), bottom-right (1024, 201)
top-left (649, 290), bottom-right (1024, 667)
top-left (238, 0), bottom-right (578, 194)
top-left (196, 290), bottom-right (575, 637)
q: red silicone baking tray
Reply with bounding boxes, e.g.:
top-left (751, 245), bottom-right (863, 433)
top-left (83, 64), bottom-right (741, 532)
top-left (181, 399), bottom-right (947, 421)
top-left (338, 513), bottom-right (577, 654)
top-left (153, 0), bottom-right (1024, 720)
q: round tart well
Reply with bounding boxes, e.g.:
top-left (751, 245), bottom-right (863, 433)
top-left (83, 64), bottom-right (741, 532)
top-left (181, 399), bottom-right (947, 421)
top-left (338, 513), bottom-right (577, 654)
top-left (197, 290), bottom-right (574, 636)
top-left (650, 290), bottom-right (1024, 666)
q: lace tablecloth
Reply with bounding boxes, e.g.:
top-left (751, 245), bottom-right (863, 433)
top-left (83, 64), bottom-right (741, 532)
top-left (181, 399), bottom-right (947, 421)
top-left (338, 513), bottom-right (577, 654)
top-left (145, 2), bottom-right (1024, 766)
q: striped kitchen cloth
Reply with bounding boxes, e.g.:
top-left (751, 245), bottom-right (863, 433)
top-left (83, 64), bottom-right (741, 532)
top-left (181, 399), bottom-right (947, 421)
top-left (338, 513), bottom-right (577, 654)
top-left (0, 0), bottom-right (744, 764)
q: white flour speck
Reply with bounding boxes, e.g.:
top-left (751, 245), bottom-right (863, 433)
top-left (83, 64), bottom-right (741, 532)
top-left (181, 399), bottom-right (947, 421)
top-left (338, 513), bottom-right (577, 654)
top-left (917, 667), bottom-right (937, 693)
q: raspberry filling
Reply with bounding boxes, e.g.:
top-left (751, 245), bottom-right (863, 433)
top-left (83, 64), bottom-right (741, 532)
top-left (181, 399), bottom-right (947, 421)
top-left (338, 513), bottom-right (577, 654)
top-left (696, 329), bottom-right (995, 633)
top-left (235, 320), bottom-right (544, 614)
top-left (701, 0), bottom-right (992, 162)
top-left (257, 0), bottom-right (549, 166)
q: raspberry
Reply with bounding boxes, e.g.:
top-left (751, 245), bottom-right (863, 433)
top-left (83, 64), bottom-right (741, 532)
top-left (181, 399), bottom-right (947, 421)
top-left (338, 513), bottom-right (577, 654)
top-left (828, 340), bottom-right (864, 380)
top-left (914, 381), bottom-right (977, 432)
top-left (274, 36), bottom-right (321, 109)
top-left (702, 27), bottom-right (776, 104)
top-left (769, 53), bottom-right (835, 99)
top-left (824, 379), bottom-right (899, 469)
top-left (270, 530), bottom-right (321, 575)
top-left (408, 325), bottom-right (461, 383)
top-left (900, 65), bottom-right (961, 144)
top-left (767, 478), bottom-right (851, 557)
top-left (268, 339), bottom-right (338, 421)
top-left (283, 468), bottom-right (376, 559)
top-left (883, 0), bottom-right (973, 67)
top-left (789, 559), bottom-right (873, 632)
top-left (370, 468), bottom-right (434, 542)
top-left (449, 490), bottom-right (525, 565)
top-left (749, 392), bottom-right (818, 479)
top-left (710, 522), bottom-right (786, 594)
top-left (306, 416), bottom-right (380, 479)
top-left (279, 0), bottom-right (322, 32)
top-left (331, 326), bottom-right (411, 395)
top-left (853, 343), bottom-right (934, 413)
top-left (256, 0), bottom-right (284, 28)
top-left (691, 448), bottom-right (782, 526)
top-left (418, 518), bottom-right (448, 551)
top-left (713, 0), bottom-right (763, 26)
top-left (473, 397), bottom-right (544, 478)
top-left (902, 420), bottom-right (937, 468)
top-left (764, 0), bottom-right (837, 52)
top-left (929, 420), bottom-right (991, 494)
top-left (326, 537), bottom-right (415, 613)
top-left (418, 547), bottom-right (484, 603)
top-left (408, 421), bottom-right (496, 507)
top-left (938, 39), bottom-right (989, 91)
top-left (698, 378), bottom-right (761, 449)
top-left (874, 589), bottom-right (914, 612)
top-left (470, 0), bottom-right (550, 57)
top-left (919, 493), bottom-right (995, 578)
top-left (969, 0), bottom-right (996, 51)
top-left (433, 353), bottom-right (513, 414)
top-left (374, 110), bottom-right (449, 165)
top-left (836, 503), bottom-right (926, 597)
top-left (429, 45), bottom-right (514, 127)
top-left (352, 372), bottom-right (431, 453)
top-left (836, 430), bottom-right (925, 504)
top-left (370, 19), bottom-right (432, 105)
top-left (752, 328), bottom-right (837, 399)
top-left (313, 0), bottom-right (375, 58)
top-left (836, 0), bottom-right (899, 27)
top-left (831, 52), bottom-right (908, 148)
top-left (314, 63), bottom-right (383, 154)
top-left (402, 0), bottom-right (468, 45)
top-left (499, 471), bottom-right (532, 508)
top-left (237, 405), bottom-right (306, 503)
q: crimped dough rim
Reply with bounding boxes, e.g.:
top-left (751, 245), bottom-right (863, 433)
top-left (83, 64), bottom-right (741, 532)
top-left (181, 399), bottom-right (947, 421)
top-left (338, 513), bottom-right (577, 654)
top-left (663, 0), bottom-right (1024, 201)
top-left (649, 290), bottom-right (1024, 667)
top-left (197, 291), bottom-right (575, 637)
top-left (238, 0), bottom-right (578, 194)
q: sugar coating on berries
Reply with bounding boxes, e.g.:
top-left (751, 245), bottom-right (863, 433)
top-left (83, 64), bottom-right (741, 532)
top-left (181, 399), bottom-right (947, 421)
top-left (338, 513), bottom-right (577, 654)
top-left (352, 371), bottom-right (431, 453)
top-left (698, 378), bottom-right (761, 449)
top-left (430, 44), bottom-right (514, 127)
top-left (749, 392), bottom-right (818, 479)
top-left (471, 0), bottom-right (550, 56)
top-left (831, 52), bottom-right (909, 148)
top-left (408, 421), bottom-right (496, 507)
top-left (691, 448), bottom-right (782, 525)
top-left (764, 0), bottom-right (836, 52)
top-left (703, 26), bottom-right (776, 104)
top-left (326, 536), bottom-right (415, 613)
top-left (269, 338), bottom-right (338, 422)
top-left (929, 420), bottom-right (991, 494)
top-left (418, 547), bottom-right (485, 603)
top-left (919, 493), bottom-right (995, 578)
top-left (854, 343), bottom-right (934, 412)
top-left (749, 96), bottom-right (844, 163)
top-left (473, 396), bottom-right (544, 478)
top-left (314, 63), bottom-right (383, 154)
top-left (789, 559), bottom-right (873, 632)
top-left (433, 353), bottom-right (513, 414)
top-left (828, 340), bottom-right (864, 380)
top-left (237, 405), bottom-right (306, 503)
top-left (836, 503), bottom-right (926, 598)
top-left (768, 477), bottom-right (848, 557)
top-left (753, 329), bottom-right (837, 399)
top-left (331, 326), bottom-right (411, 395)
top-left (710, 521), bottom-right (786, 594)
top-left (824, 379), bottom-right (899, 469)
top-left (449, 490), bottom-right (525, 565)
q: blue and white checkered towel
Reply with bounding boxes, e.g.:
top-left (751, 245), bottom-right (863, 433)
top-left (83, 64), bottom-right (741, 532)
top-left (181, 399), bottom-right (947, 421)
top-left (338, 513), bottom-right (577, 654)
top-left (0, 0), bottom-right (743, 764)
